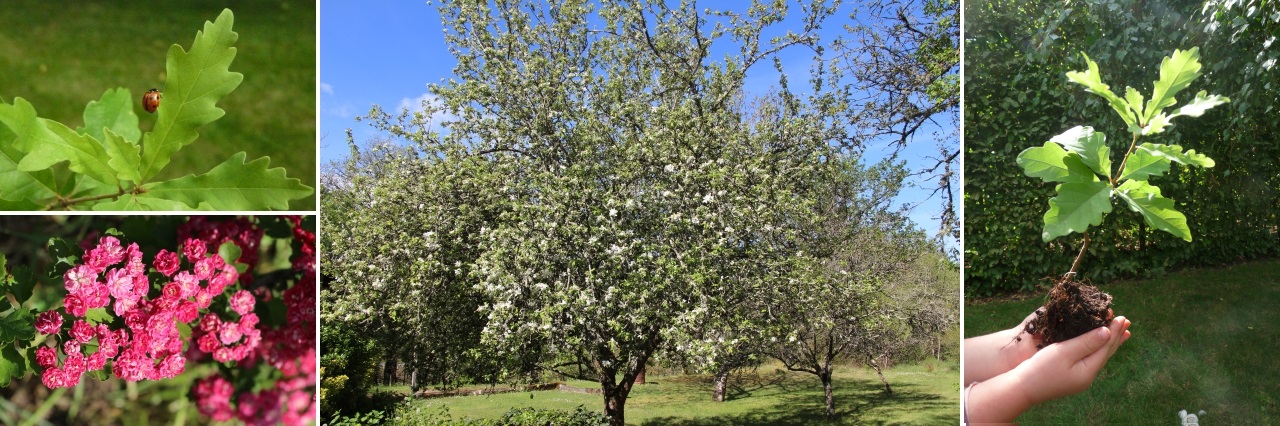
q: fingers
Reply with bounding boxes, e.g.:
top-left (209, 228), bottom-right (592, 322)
top-left (1057, 324), bottom-right (1111, 363)
top-left (1103, 316), bottom-right (1130, 358)
top-left (1077, 316), bottom-right (1130, 374)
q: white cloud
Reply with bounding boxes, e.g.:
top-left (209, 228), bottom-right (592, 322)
top-left (320, 83), bottom-right (334, 96)
top-left (398, 93), bottom-right (458, 127)
top-left (327, 103), bottom-right (354, 118)
top-left (398, 93), bottom-right (441, 113)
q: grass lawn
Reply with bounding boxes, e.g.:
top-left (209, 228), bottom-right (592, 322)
top-left (0, 0), bottom-right (316, 210)
top-left (965, 259), bottom-right (1280, 424)
top-left (397, 360), bottom-right (958, 425)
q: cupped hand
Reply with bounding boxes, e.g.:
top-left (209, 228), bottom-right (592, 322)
top-left (1011, 316), bottom-right (1132, 405)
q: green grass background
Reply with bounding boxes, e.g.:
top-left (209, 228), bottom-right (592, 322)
top-left (392, 360), bottom-right (958, 425)
top-left (965, 260), bottom-right (1280, 424)
top-left (0, 0), bottom-right (316, 210)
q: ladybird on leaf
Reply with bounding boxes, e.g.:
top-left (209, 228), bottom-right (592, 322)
top-left (143, 88), bottom-right (162, 113)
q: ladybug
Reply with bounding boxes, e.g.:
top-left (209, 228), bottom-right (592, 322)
top-left (142, 88), bottom-right (161, 113)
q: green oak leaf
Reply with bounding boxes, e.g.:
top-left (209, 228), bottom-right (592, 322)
top-left (0, 99), bottom-right (117, 186)
top-left (0, 345), bottom-right (25, 387)
top-left (102, 129), bottom-right (142, 183)
top-left (1124, 86), bottom-right (1145, 122)
top-left (1143, 91), bottom-right (1229, 135)
top-left (0, 308), bottom-right (35, 343)
top-left (1043, 181), bottom-right (1113, 241)
top-left (0, 110), bottom-right (60, 205)
top-left (91, 194), bottom-right (204, 211)
top-left (1142, 113), bottom-right (1172, 135)
top-left (1066, 53), bottom-right (1137, 128)
top-left (1016, 142), bottom-right (1099, 183)
top-left (1137, 143), bottom-right (1215, 168)
top-left (142, 152), bottom-right (311, 210)
top-left (1119, 145), bottom-right (1172, 181)
top-left (139, 8), bottom-right (244, 180)
top-left (1049, 126), bottom-right (1112, 178)
top-left (79, 88), bottom-right (141, 144)
top-left (1115, 180), bottom-right (1192, 241)
top-left (1167, 90), bottom-right (1230, 119)
top-left (1143, 48), bottom-right (1203, 121)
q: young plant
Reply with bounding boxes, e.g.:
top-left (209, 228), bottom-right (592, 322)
top-left (1015, 48), bottom-right (1228, 346)
top-left (0, 9), bottom-right (312, 211)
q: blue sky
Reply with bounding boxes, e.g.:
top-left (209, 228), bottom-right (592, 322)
top-left (319, 1), bottom-right (958, 250)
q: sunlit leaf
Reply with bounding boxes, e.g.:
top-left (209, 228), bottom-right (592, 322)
top-left (1115, 180), bottom-right (1191, 241)
top-left (1042, 181), bottom-right (1113, 241)
top-left (1049, 126), bottom-right (1112, 178)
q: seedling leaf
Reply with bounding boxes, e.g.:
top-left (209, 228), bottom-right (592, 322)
top-left (1138, 143), bottom-right (1215, 168)
top-left (1066, 53), bottom-right (1137, 128)
top-left (1016, 142), bottom-right (1099, 183)
top-left (1144, 48), bottom-right (1203, 120)
top-left (1167, 90), bottom-right (1230, 119)
top-left (1119, 146), bottom-right (1172, 181)
top-left (1116, 180), bottom-right (1192, 241)
top-left (1049, 126), bottom-right (1112, 178)
top-left (1043, 181), bottom-right (1113, 241)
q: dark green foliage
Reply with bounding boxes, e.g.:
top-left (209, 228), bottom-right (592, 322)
top-left (321, 319), bottom-right (385, 421)
top-left (965, 0), bottom-right (1280, 295)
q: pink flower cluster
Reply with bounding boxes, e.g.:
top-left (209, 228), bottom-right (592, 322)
top-left (36, 217), bottom-right (315, 425)
top-left (193, 290), bottom-right (262, 363)
top-left (187, 216), bottom-right (317, 426)
top-left (37, 235), bottom-right (244, 388)
top-left (178, 217), bottom-right (264, 285)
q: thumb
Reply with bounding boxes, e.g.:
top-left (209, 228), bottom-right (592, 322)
top-left (1053, 326), bottom-right (1110, 362)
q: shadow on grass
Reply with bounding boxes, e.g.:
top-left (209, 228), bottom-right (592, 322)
top-left (639, 380), bottom-right (954, 426)
top-left (724, 369), bottom-right (792, 401)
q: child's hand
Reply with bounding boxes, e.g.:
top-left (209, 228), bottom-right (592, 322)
top-left (1011, 316), bottom-right (1131, 405)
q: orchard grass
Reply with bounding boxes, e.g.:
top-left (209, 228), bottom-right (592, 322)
top-left (965, 259), bottom-right (1280, 423)
top-left (0, 0), bottom-right (316, 209)
top-left (391, 360), bottom-right (958, 425)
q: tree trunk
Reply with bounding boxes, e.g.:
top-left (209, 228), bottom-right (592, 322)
top-left (820, 369), bottom-right (835, 420)
top-left (868, 359), bottom-right (893, 394)
top-left (603, 389), bottom-right (627, 426)
top-left (382, 359), bottom-right (395, 385)
top-left (712, 366), bottom-right (731, 402)
top-left (634, 364), bottom-right (646, 385)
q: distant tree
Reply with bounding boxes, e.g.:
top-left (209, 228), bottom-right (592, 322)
top-left (769, 160), bottom-right (934, 419)
top-left (850, 250), bottom-right (957, 394)
top-left (835, 0), bottom-right (959, 248)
